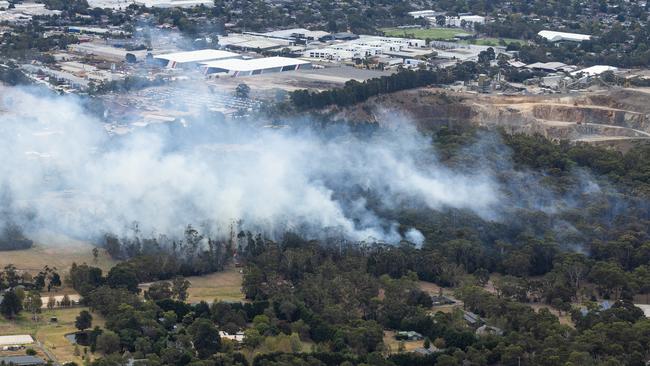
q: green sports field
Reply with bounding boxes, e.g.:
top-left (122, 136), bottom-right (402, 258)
top-left (381, 27), bottom-right (468, 41)
top-left (381, 27), bottom-right (527, 46)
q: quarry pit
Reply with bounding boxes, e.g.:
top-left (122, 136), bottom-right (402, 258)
top-left (336, 87), bottom-right (650, 151)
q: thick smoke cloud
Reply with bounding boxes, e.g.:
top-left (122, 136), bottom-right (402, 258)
top-left (0, 86), bottom-right (501, 244)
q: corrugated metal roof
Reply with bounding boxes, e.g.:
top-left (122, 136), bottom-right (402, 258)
top-left (526, 61), bottom-right (568, 70)
top-left (0, 335), bottom-right (34, 346)
top-left (0, 356), bottom-right (44, 366)
top-left (538, 30), bottom-right (591, 42)
top-left (218, 35), bottom-right (291, 50)
top-left (201, 56), bottom-right (310, 72)
top-left (571, 65), bottom-right (618, 76)
top-left (262, 28), bottom-right (329, 39)
top-left (154, 49), bottom-right (240, 63)
top-left (635, 304), bottom-right (650, 318)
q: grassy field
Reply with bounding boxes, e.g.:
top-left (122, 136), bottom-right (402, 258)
top-left (139, 266), bottom-right (245, 303)
top-left (383, 331), bottom-right (426, 353)
top-left (0, 307), bottom-right (106, 365)
top-left (381, 27), bottom-right (527, 46)
top-left (186, 266), bottom-right (245, 303)
top-left (381, 27), bottom-right (468, 41)
top-left (237, 335), bottom-right (315, 363)
top-left (0, 234), bottom-right (118, 275)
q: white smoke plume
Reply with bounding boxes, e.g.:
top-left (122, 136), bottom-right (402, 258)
top-left (0, 86), bottom-right (501, 244)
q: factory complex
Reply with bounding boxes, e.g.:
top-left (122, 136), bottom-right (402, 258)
top-left (13, 23), bottom-right (608, 96)
top-left (303, 35), bottom-right (429, 61)
top-left (7, 15), bottom-right (622, 112)
top-left (201, 57), bottom-right (311, 76)
top-left (153, 49), bottom-right (242, 69)
top-left (85, 0), bottom-right (213, 8)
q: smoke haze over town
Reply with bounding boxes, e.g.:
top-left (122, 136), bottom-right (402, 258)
top-left (0, 87), bottom-right (503, 244)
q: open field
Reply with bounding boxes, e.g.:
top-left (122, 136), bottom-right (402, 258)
top-left (186, 266), bottom-right (245, 303)
top-left (381, 27), bottom-right (527, 46)
top-left (418, 281), bottom-right (463, 314)
top-left (459, 37), bottom-right (527, 46)
top-left (0, 307), bottom-right (106, 365)
top-left (0, 239), bottom-right (117, 295)
top-left (207, 66), bottom-right (390, 96)
top-left (237, 335), bottom-right (315, 363)
top-left (383, 331), bottom-right (426, 353)
top-left (139, 265), bottom-right (245, 303)
top-left (381, 27), bottom-right (467, 40)
top-left (0, 233), bottom-right (118, 275)
top-left (419, 280), bottom-right (459, 299)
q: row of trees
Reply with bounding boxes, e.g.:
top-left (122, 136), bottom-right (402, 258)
top-left (0, 264), bottom-right (61, 292)
top-left (0, 287), bottom-right (78, 320)
top-left (290, 68), bottom-right (458, 110)
top-left (100, 224), bottom-right (233, 281)
top-left (69, 261), bottom-right (193, 299)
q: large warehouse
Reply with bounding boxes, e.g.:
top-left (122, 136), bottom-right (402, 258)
top-left (201, 56), bottom-right (311, 76)
top-left (538, 30), bottom-right (591, 42)
top-left (0, 335), bottom-right (34, 347)
top-left (134, 0), bottom-right (214, 8)
top-left (217, 34), bottom-right (292, 51)
top-left (154, 49), bottom-right (241, 69)
top-left (303, 35), bottom-right (427, 61)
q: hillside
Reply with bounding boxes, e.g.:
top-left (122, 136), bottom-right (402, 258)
top-left (329, 87), bottom-right (650, 150)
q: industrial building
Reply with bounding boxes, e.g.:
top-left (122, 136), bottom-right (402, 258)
top-left (317, 32), bottom-right (359, 42)
top-left (408, 10), bottom-right (441, 18)
top-left (538, 30), bottom-right (591, 42)
top-left (525, 61), bottom-right (575, 72)
top-left (68, 43), bottom-right (148, 63)
top-left (357, 35), bottom-right (428, 49)
top-left (10, 3), bottom-right (51, 13)
top-left (303, 35), bottom-right (427, 61)
top-left (133, 0), bottom-right (213, 7)
top-left (636, 304), bottom-right (650, 318)
top-left (218, 34), bottom-right (292, 51)
top-left (252, 28), bottom-right (330, 41)
top-left (0, 2), bottom-right (60, 23)
top-left (201, 56), bottom-right (311, 77)
top-left (86, 0), bottom-right (133, 10)
top-left (444, 15), bottom-right (486, 28)
top-left (571, 65), bottom-right (618, 76)
top-left (0, 335), bottom-right (34, 347)
top-left (153, 49), bottom-right (241, 69)
top-left (0, 356), bottom-right (44, 366)
top-left (304, 48), bottom-right (357, 61)
top-left (432, 43), bottom-right (507, 62)
top-left (67, 26), bottom-right (130, 37)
